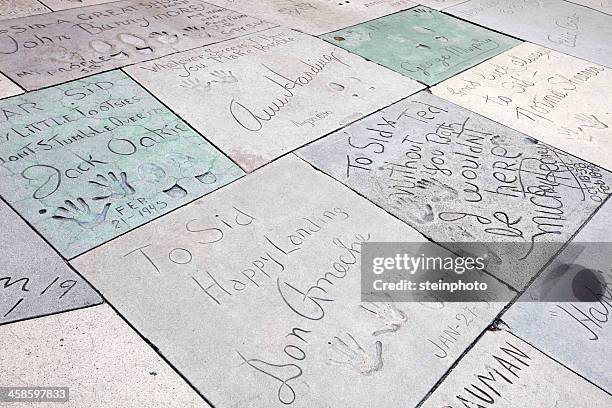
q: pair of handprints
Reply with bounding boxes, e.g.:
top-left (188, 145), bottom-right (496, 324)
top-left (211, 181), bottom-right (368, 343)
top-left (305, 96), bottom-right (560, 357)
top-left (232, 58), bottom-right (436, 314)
top-left (179, 70), bottom-right (238, 92)
top-left (327, 300), bottom-right (408, 376)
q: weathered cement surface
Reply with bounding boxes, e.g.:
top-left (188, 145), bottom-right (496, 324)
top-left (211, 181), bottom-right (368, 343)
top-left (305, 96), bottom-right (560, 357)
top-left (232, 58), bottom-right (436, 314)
top-left (0, 305), bottom-right (212, 407)
top-left (0, 0), bottom-right (275, 90)
top-left (503, 198), bottom-right (612, 392)
top-left (0, 199), bottom-right (101, 325)
top-left (125, 27), bottom-right (424, 172)
top-left (298, 91), bottom-right (612, 289)
top-left (72, 155), bottom-right (513, 408)
top-left (448, 0), bottom-right (612, 67)
top-left (421, 330), bottom-right (612, 408)
top-left (433, 43), bottom-right (612, 171)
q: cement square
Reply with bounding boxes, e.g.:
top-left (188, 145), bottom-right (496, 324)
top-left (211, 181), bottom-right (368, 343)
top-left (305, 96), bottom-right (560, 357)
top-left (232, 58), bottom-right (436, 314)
top-left (0, 200), bottom-right (101, 325)
top-left (320, 6), bottom-right (521, 86)
top-left (40, 0), bottom-right (128, 11)
top-left (211, 0), bottom-right (417, 36)
top-left (502, 199), bottom-right (612, 392)
top-left (447, 0), bottom-right (612, 67)
top-left (418, 0), bottom-right (471, 10)
top-left (0, 73), bottom-right (22, 99)
top-left (297, 91), bottom-right (612, 289)
top-left (0, 70), bottom-right (244, 258)
top-left (421, 330), bottom-right (611, 408)
top-left (0, 305), bottom-right (211, 407)
top-left (0, 0), bottom-right (275, 90)
top-left (0, 0), bottom-right (48, 20)
top-left (432, 43), bottom-right (612, 171)
top-left (567, 0), bottom-right (612, 15)
top-left (72, 155), bottom-right (513, 408)
top-left (124, 27), bottom-right (425, 172)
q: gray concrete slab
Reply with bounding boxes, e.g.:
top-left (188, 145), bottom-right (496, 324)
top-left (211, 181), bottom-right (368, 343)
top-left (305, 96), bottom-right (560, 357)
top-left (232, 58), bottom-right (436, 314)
top-left (125, 27), bottom-right (425, 172)
top-left (0, 200), bottom-right (101, 325)
top-left (0, 0), bottom-right (275, 90)
top-left (567, 0), bottom-right (612, 15)
top-left (418, 0), bottom-right (470, 10)
top-left (0, 70), bottom-right (243, 258)
top-left (40, 0), bottom-right (124, 11)
top-left (0, 0), bottom-right (48, 20)
top-left (72, 155), bottom-right (513, 408)
top-left (0, 72), bottom-right (22, 98)
top-left (421, 330), bottom-right (612, 408)
top-left (211, 0), bottom-right (417, 35)
top-left (447, 0), bottom-right (612, 67)
top-left (0, 305), bottom-right (211, 407)
top-left (432, 43), bottom-right (612, 171)
top-left (297, 91), bottom-right (612, 289)
top-left (503, 198), bottom-right (612, 392)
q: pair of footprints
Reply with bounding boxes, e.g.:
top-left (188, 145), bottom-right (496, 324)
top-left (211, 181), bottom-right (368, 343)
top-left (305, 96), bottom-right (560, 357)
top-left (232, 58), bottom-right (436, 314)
top-left (51, 170), bottom-right (217, 229)
top-left (328, 301), bottom-right (407, 376)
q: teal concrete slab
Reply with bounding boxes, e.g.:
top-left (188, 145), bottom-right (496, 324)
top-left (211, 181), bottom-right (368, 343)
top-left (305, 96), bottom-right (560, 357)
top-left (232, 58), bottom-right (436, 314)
top-left (0, 0), bottom-right (275, 90)
top-left (0, 200), bottom-right (101, 324)
top-left (320, 6), bottom-right (520, 86)
top-left (0, 70), bottom-right (243, 258)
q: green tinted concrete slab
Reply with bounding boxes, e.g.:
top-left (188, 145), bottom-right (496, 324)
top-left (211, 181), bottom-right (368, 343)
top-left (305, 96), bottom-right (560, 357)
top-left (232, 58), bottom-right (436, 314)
top-left (0, 70), bottom-right (243, 258)
top-left (320, 6), bottom-right (520, 86)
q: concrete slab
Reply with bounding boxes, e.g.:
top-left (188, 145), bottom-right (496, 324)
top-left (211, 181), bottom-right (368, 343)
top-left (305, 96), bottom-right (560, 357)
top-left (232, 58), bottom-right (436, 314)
top-left (0, 304), bottom-right (211, 407)
top-left (72, 155), bottom-right (513, 408)
top-left (0, 0), bottom-right (275, 90)
top-left (40, 0), bottom-right (126, 11)
top-left (0, 200), bottom-right (101, 325)
top-left (447, 0), bottom-right (612, 67)
top-left (418, 0), bottom-right (470, 10)
top-left (0, 72), bottom-right (22, 99)
top-left (297, 91), bottom-right (612, 289)
top-left (211, 0), bottom-right (416, 36)
top-left (125, 27), bottom-right (425, 172)
top-left (320, 6), bottom-right (520, 86)
top-left (0, 0), bottom-right (47, 20)
top-left (0, 70), bottom-right (243, 259)
top-left (420, 330), bottom-right (611, 408)
top-left (567, 0), bottom-right (612, 15)
top-left (432, 43), bottom-right (612, 171)
top-left (503, 198), bottom-right (612, 392)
